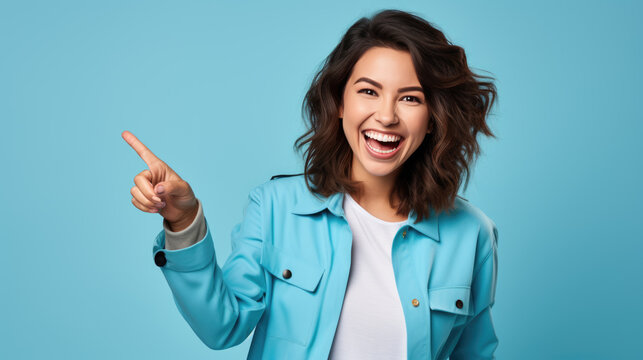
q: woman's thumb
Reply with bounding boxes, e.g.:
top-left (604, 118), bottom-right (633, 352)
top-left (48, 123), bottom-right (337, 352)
top-left (154, 183), bottom-right (167, 195)
top-left (154, 181), bottom-right (185, 196)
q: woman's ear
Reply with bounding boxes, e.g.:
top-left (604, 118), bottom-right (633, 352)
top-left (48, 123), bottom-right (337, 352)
top-left (339, 104), bottom-right (343, 119)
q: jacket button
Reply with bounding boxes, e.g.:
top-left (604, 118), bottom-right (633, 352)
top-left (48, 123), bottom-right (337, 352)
top-left (282, 269), bottom-right (292, 279)
top-left (154, 251), bottom-right (167, 267)
top-left (455, 299), bottom-right (463, 309)
top-left (402, 230), bottom-right (407, 238)
top-left (411, 298), bottom-right (419, 307)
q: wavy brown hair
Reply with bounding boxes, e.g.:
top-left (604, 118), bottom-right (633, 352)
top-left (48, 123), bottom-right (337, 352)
top-left (293, 9), bottom-right (498, 223)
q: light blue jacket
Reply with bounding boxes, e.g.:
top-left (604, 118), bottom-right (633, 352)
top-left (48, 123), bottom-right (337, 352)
top-left (152, 174), bottom-right (499, 359)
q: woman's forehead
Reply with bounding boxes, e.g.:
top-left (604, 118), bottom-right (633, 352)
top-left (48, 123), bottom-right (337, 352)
top-left (349, 47), bottom-right (421, 87)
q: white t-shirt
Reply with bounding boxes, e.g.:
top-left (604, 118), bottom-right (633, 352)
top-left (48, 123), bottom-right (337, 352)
top-left (328, 193), bottom-right (407, 360)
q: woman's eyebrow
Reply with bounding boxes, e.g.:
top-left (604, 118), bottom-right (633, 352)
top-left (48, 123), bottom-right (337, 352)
top-left (353, 77), bottom-right (423, 93)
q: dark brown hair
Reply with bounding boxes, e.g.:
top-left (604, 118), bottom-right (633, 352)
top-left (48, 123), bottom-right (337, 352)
top-left (293, 9), bottom-right (498, 222)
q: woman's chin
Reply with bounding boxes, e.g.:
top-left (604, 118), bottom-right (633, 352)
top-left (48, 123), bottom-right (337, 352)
top-left (361, 163), bottom-right (402, 179)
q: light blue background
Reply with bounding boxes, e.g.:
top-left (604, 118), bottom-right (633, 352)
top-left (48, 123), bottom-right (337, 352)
top-left (2, 0), bottom-right (641, 359)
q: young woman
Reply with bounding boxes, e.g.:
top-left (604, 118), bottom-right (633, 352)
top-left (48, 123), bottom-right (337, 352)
top-left (124, 9), bottom-right (499, 360)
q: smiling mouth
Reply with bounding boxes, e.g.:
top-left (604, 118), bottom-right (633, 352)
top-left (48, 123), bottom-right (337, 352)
top-left (362, 131), bottom-right (402, 153)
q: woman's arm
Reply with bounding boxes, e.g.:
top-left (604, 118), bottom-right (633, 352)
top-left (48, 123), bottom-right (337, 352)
top-left (152, 186), bottom-right (267, 350)
top-left (450, 225), bottom-right (499, 359)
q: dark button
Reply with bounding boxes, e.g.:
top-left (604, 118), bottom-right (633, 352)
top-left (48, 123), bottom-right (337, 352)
top-left (154, 251), bottom-right (167, 267)
top-left (282, 269), bottom-right (292, 279)
top-left (455, 299), bottom-right (463, 309)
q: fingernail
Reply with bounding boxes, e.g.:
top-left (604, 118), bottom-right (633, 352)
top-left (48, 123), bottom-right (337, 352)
top-left (150, 208), bottom-right (158, 213)
top-left (152, 196), bottom-right (161, 202)
top-left (159, 202), bottom-right (166, 208)
top-left (156, 185), bottom-right (165, 194)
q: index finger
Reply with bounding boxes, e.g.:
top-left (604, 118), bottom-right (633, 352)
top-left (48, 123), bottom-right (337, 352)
top-left (121, 130), bottom-right (161, 167)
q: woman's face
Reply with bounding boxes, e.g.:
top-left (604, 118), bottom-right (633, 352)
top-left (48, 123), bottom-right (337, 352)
top-left (340, 46), bottom-right (430, 183)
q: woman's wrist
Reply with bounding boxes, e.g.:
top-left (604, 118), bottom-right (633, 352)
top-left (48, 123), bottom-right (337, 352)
top-left (167, 202), bottom-right (200, 232)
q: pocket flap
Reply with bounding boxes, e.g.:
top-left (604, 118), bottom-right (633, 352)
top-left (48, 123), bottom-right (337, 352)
top-left (260, 242), bottom-right (324, 293)
top-left (429, 286), bottom-right (472, 316)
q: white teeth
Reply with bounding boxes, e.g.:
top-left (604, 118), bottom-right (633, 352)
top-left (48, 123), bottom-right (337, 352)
top-left (366, 140), bottom-right (397, 154)
top-left (364, 130), bottom-right (401, 142)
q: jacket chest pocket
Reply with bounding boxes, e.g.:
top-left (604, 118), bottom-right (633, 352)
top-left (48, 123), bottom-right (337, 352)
top-left (260, 242), bottom-right (325, 347)
top-left (428, 286), bottom-right (473, 357)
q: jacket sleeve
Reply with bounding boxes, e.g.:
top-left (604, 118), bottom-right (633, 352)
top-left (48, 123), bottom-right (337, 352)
top-left (450, 224), bottom-right (499, 360)
top-left (151, 186), bottom-right (267, 350)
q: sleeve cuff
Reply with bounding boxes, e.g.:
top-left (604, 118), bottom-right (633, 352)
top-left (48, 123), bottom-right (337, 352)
top-left (152, 201), bottom-right (215, 272)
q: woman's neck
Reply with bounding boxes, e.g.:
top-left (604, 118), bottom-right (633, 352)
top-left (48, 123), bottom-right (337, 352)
top-left (348, 165), bottom-right (407, 222)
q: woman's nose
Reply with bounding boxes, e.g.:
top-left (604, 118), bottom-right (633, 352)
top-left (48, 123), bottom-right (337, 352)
top-left (375, 100), bottom-right (398, 126)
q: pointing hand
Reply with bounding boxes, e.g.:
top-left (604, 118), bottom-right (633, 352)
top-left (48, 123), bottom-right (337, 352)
top-left (122, 130), bottom-right (199, 231)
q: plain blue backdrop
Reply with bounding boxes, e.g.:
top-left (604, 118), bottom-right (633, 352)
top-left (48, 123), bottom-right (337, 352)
top-left (2, 0), bottom-right (641, 359)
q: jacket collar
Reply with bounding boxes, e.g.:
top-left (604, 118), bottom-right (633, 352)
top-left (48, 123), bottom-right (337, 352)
top-left (291, 190), bottom-right (440, 242)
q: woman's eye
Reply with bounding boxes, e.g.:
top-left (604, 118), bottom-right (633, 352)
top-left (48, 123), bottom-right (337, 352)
top-left (358, 88), bottom-right (377, 96)
top-left (402, 95), bottom-right (422, 103)
top-left (357, 89), bottom-right (422, 103)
